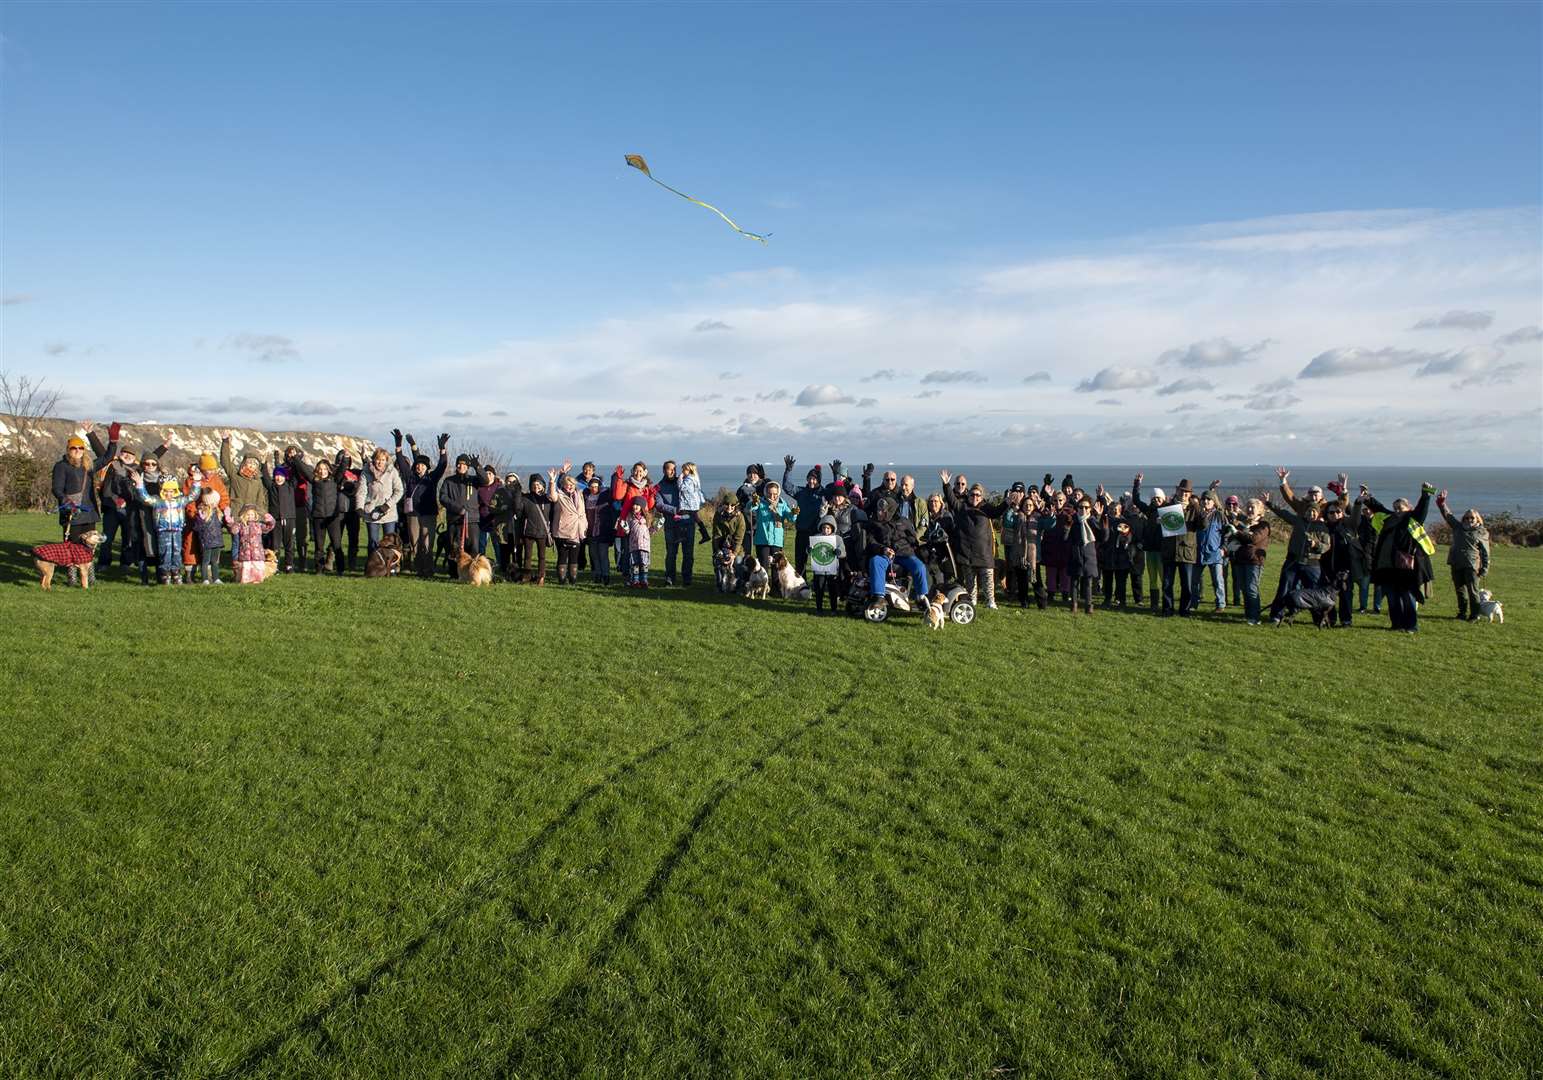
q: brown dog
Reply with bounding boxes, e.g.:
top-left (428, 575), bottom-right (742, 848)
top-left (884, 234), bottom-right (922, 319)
top-left (365, 533), bottom-right (403, 578)
top-left (457, 549), bottom-right (493, 587)
top-left (34, 532), bottom-right (104, 590)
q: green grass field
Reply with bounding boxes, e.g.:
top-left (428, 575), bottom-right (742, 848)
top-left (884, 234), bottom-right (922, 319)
top-left (2, 511), bottom-right (1539, 1078)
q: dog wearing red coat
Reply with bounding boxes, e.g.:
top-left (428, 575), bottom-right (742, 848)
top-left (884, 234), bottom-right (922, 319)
top-left (33, 531), bottom-right (105, 590)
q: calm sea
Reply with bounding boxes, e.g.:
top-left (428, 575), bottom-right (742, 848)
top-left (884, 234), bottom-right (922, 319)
top-left (513, 464), bottom-right (1542, 519)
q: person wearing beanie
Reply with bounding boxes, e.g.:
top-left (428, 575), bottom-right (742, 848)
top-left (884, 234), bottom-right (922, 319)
top-left (332, 448), bottom-right (364, 572)
top-left (264, 451), bottom-right (302, 571)
top-left (190, 489), bottom-right (226, 584)
top-left (806, 514), bottom-right (846, 614)
top-left (477, 463), bottom-right (503, 564)
top-left (439, 444), bottom-right (487, 560)
top-left (1129, 474), bottom-right (1170, 614)
top-left (780, 454), bottom-right (828, 579)
top-left (51, 422), bottom-right (120, 583)
top-left (520, 472), bottom-right (554, 584)
top-left (583, 474), bottom-right (617, 584)
top-left (220, 433), bottom-right (270, 566)
top-left (863, 496), bottom-right (927, 615)
top-left (396, 432), bottom-right (448, 575)
top-left (135, 471), bottom-right (200, 585)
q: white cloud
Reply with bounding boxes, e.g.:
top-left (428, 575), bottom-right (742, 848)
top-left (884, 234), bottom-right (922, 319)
top-left (1159, 337), bottom-right (1271, 368)
top-left (756, 389), bottom-right (791, 402)
top-left (1156, 377), bottom-right (1215, 397)
top-left (1075, 367), bottom-right (1159, 393)
top-left (794, 384), bottom-right (854, 406)
top-left (1298, 347), bottom-right (1435, 379)
top-left (1, 293), bottom-right (36, 306)
top-left (1245, 392), bottom-right (1301, 411)
top-left (1496, 325), bottom-right (1542, 346)
top-left (692, 319), bottom-right (733, 333)
top-left (981, 257), bottom-right (1162, 293)
top-left (915, 390), bottom-right (942, 399)
top-left (861, 368), bottom-right (900, 382)
top-left (1411, 310), bottom-right (1494, 331)
top-left (1022, 371), bottom-right (1051, 383)
top-left (920, 369), bottom-right (987, 384)
top-left (224, 332), bottom-right (299, 363)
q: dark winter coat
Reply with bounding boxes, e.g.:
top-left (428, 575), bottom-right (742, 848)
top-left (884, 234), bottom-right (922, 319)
top-left (1368, 492), bottom-right (1435, 589)
top-left (1068, 512), bottom-right (1104, 578)
top-left (399, 451), bottom-right (448, 517)
top-left (864, 514), bottom-right (920, 560)
top-left (294, 459), bottom-right (340, 520)
top-left (440, 464), bottom-right (485, 522)
top-left (941, 486), bottom-right (1006, 569)
top-left (1000, 506), bottom-right (1039, 570)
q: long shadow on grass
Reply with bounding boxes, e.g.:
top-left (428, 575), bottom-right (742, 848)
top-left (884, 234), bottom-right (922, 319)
top-left (209, 689), bottom-right (764, 1077)
top-left (487, 687), bottom-right (861, 1076)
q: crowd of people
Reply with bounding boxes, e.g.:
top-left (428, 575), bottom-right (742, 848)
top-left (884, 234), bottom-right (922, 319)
top-left (50, 423), bottom-right (1494, 633)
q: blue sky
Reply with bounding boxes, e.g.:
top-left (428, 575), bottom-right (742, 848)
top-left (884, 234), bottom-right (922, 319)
top-left (3, 1), bottom-right (1540, 465)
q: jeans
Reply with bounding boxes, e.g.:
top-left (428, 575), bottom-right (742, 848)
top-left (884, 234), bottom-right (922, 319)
top-left (589, 537), bottom-right (612, 581)
top-left (1355, 574), bottom-right (1371, 611)
top-left (366, 520), bottom-right (398, 552)
top-left (1238, 562), bottom-right (1262, 623)
top-left (664, 516), bottom-right (696, 583)
top-left (1162, 559), bottom-right (1195, 615)
top-left (626, 547), bottom-right (650, 585)
top-left (98, 505), bottom-right (127, 567)
top-left (868, 553), bottom-right (929, 601)
top-left (1203, 562), bottom-right (1225, 608)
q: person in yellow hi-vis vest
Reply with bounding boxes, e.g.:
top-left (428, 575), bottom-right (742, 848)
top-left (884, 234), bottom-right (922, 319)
top-left (1364, 483), bottom-right (1437, 634)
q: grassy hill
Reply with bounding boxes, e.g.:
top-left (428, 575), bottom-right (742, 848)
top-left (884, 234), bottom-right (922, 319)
top-left (1, 512), bottom-right (1538, 1077)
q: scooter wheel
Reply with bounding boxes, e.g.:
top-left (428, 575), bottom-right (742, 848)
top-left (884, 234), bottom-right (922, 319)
top-left (864, 602), bottom-right (889, 623)
top-left (950, 602), bottom-right (975, 625)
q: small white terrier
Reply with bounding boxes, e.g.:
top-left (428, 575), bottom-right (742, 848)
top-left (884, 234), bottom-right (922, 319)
top-left (1476, 589), bottom-right (1504, 624)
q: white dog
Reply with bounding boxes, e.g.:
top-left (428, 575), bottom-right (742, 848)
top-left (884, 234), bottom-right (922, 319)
top-left (1476, 589), bottom-right (1504, 624)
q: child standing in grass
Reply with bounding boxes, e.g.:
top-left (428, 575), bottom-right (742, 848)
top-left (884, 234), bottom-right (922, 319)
top-left (225, 504), bottom-right (276, 583)
top-left (807, 515), bottom-right (846, 615)
top-left (622, 495), bottom-right (656, 587)
top-left (136, 475), bottom-right (201, 585)
top-left (192, 491), bottom-right (225, 584)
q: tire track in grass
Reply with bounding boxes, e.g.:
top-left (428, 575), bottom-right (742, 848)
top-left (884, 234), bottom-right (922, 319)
top-left (208, 687), bottom-right (765, 1078)
top-left (489, 686), bottom-right (861, 1076)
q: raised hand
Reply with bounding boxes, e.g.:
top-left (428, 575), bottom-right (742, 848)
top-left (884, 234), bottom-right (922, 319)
top-left (1276, 466), bottom-right (1289, 481)
top-left (561, 457), bottom-right (572, 473)
top-left (939, 469), bottom-right (950, 485)
top-left (1437, 489), bottom-right (1448, 503)
top-left (391, 428), bottom-right (403, 445)
top-left (784, 454), bottom-right (796, 469)
top-left (406, 432), bottom-right (416, 446)
top-left (437, 433), bottom-right (449, 449)
top-left (1095, 483), bottom-right (1106, 499)
top-left (81, 420), bottom-right (95, 434)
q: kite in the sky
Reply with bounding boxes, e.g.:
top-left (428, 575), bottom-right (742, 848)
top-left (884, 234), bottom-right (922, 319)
top-left (625, 154), bottom-right (769, 243)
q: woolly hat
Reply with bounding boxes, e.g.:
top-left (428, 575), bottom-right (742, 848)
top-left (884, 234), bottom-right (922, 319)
top-left (807, 466), bottom-right (821, 481)
top-left (1061, 473), bottom-right (1074, 489)
top-left (1009, 480), bottom-right (1026, 493)
top-left (1151, 486), bottom-right (1166, 502)
top-left (1226, 494), bottom-right (1240, 505)
top-left (456, 453), bottom-right (472, 467)
top-left (160, 478), bottom-right (182, 497)
top-left (66, 435), bottom-right (87, 450)
top-left (273, 466), bottom-right (289, 481)
top-left (199, 452), bottom-right (218, 472)
top-left (413, 453), bottom-right (430, 468)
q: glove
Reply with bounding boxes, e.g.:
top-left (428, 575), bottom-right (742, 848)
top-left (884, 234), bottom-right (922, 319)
top-left (614, 465), bottom-right (625, 478)
top-left (391, 428), bottom-right (403, 445)
top-left (437, 433), bottom-right (449, 450)
top-left (406, 432), bottom-right (416, 446)
top-left (1044, 473), bottom-right (1054, 487)
top-left (108, 422), bottom-right (122, 442)
top-left (369, 507), bottom-right (385, 521)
